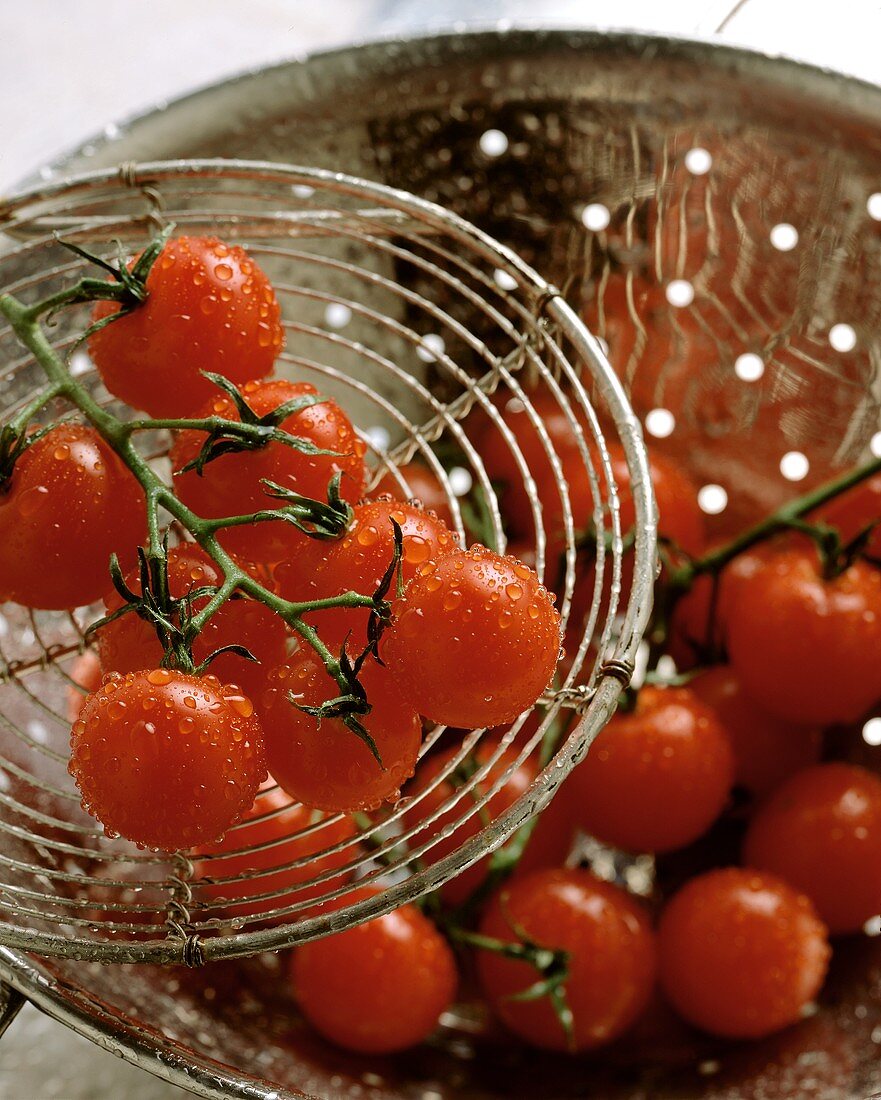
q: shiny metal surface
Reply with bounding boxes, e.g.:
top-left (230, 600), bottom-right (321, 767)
top-left (3, 25), bottom-right (881, 1100)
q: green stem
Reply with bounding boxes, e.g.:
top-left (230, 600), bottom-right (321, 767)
top-left (675, 454), bottom-right (881, 588)
top-left (0, 291), bottom-right (374, 701)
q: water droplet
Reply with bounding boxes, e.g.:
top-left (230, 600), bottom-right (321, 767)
top-left (443, 589), bottom-right (462, 611)
top-left (147, 669), bottom-right (173, 685)
top-left (17, 485), bottom-right (50, 517)
top-left (527, 604), bottom-right (540, 620)
top-left (404, 536), bottom-right (431, 564)
top-left (505, 582), bottom-right (524, 601)
top-left (53, 444), bottom-right (71, 461)
top-left (498, 610), bottom-right (515, 629)
top-left (425, 575), bottom-right (443, 593)
top-left (107, 699), bottom-right (127, 721)
top-left (356, 525), bottom-right (380, 547)
top-left (226, 694), bottom-right (254, 719)
top-left (179, 716), bottom-right (195, 735)
top-left (215, 263), bottom-right (233, 281)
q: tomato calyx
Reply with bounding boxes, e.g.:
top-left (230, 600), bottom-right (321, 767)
top-left (179, 372), bottom-right (339, 477)
top-left (446, 920), bottom-right (575, 1050)
top-left (258, 472), bottom-right (353, 541)
top-left (0, 423), bottom-right (50, 490)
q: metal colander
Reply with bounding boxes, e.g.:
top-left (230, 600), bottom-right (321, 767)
top-left (3, 25), bottom-right (881, 1100)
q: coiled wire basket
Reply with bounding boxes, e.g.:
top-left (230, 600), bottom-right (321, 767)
top-left (4, 25), bottom-right (881, 1100)
top-left (0, 160), bottom-right (654, 967)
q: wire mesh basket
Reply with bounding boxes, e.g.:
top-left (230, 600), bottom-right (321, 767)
top-left (0, 159), bottom-right (654, 966)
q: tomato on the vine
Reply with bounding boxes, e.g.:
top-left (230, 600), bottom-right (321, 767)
top-left (275, 498), bottom-right (457, 649)
top-left (195, 780), bottom-right (357, 924)
top-left (0, 423), bottom-right (146, 610)
top-left (374, 463), bottom-right (455, 528)
top-left (258, 651), bottom-right (421, 812)
top-left (97, 543), bottom-right (289, 700)
top-left (402, 742), bottom-right (572, 905)
top-left (66, 650), bottom-right (103, 723)
top-left (569, 684), bottom-right (733, 853)
top-left (291, 886), bottom-right (457, 1053)
top-left (171, 379), bottom-right (366, 564)
top-left (726, 538), bottom-right (881, 724)
top-left (690, 665), bottom-right (822, 799)
top-left (476, 868), bottom-right (657, 1051)
top-left (383, 546), bottom-right (561, 729)
top-left (743, 763), bottom-right (881, 935)
top-left (89, 236), bottom-right (284, 416)
top-left (69, 669), bottom-right (266, 850)
top-left (658, 868), bottom-right (830, 1039)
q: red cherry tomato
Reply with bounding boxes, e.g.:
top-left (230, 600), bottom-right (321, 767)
top-left (66, 650), bottom-right (103, 723)
top-left (402, 742), bottom-right (572, 906)
top-left (89, 236), bottom-right (283, 416)
top-left (568, 685), bottom-right (734, 853)
top-left (275, 498), bottom-right (457, 650)
top-left (666, 547), bottom-right (765, 670)
top-left (170, 379), bottom-right (367, 564)
top-left (477, 390), bottom-right (590, 539)
top-left (374, 463), bottom-right (455, 528)
top-left (258, 651), bottom-right (421, 812)
top-left (69, 669), bottom-right (266, 850)
top-left (815, 472), bottom-right (881, 559)
top-left (690, 665), bottom-right (822, 798)
top-left (97, 543), bottom-right (290, 700)
top-left (384, 547), bottom-right (561, 729)
top-left (195, 781), bottom-right (357, 924)
top-left (476, 868), bottom-right (656, 1051)
top-left (726, 539), bottom-right (881, 724)
top-left (291, 887), bottom-right (457, 1053)
top-left (743, 763), bottom-right (881, 935)
top-left (0, 424), bottom-right (146, 609)
top-left (658, 868), bottom-right (830, 1039)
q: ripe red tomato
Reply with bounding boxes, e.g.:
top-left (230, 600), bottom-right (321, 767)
top-left (658, 868), bottom-right (830, 1039)
top-left (666, 546), bottom-right (766, 670)
top-left (815, 472), bottom-right (881, 559)
top-left (476, 868), bottom-right (656, 1051)
top-left (66, 650), bottom-right (103, 723)
top-left (477, 390), bottom-right (590, 539)
top-left (275, 498), bottom-right (457, 650)
top-left (89, 235), bottom-right (283, 416)
top-left (743, 763), bottom-right (881, 935)
top-left (402, 742), bottom-right (572, 906)
top-left (69, 669), bottom-right (266, 850)
top-left (170, 379), bottom-right (366, 564)
top-left (690, 665), bottom-right (822, 798)
top-left (195, 781), bottom-right (357, 924)
top-left (0, 424), bottom-right (146, 609)
top-left (568, 685), bottom-right (734, 853)
top-left (258, 651), bottom-right (421, 812)
top-left (383, 547), bottom-right (561, 729)
top-left (97, 543), bottom-right (289, 700)
top-left (291, 887), bottom-right (457, 1053)
top-left (374, 463), bottom-right (455, 528)
top-left (726, 539), bottom-right (881, 724)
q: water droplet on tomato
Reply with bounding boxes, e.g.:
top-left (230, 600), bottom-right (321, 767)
top-left (505, 582), bottom-right (524, 601)
top-left (498, 610), bottom-right (514, 629)
top-left (147, 669), bottom-right (173, 685)
top-left (443, 589), bottom-right (462, 611)
top-left (227, 694), bottom-right (254, 718)
top-left (356, 525), bottom-right (379, 547)
top-left (107, 699), bottom-right (127, 721)
top-left (17, 485), bottom-right (50, 516)
top-left (178, 716), bottom-right (195, 735)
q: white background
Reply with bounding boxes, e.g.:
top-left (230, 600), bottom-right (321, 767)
top-left (1, 1), bottom-right (880, 1096)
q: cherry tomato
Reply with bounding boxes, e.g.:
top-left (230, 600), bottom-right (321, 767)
top-left (815, 472), bottom-right (881, 559)
top-left (258, 651), bottom-right (421, 812)
top-left (477, 390), bottom-right (590, 539)
top-left (195, 780), bottom-right (357, 924)
top-left (275, 498), bottom-right (457, 650)
top-left (374, 463), bottom-right (455, 527)
top-left (0, 424), bottom-right (146, 609)
top-left (171, 379), bottom-right (366, 564)
top-left (69, 669), bottom-right (266, 850)
top-left (726, 539), bottom-right (881, 724)
top-left (97, 543), bottom-right (289, 700)
top-left (383, 547), bottom-right (560, 729)
top-left (402, 742), bottom-right (572, 906)
top-left (291, 887), bottom-right (457, 1053)
top-left (658, 868), bottom-right (830, 1039)
top-left (476, 868), bottom-right (656, 1051)
top-left (666, 547), bottom-right (766, 670)
top-left (568, 685), bottom-right (734, 853)
top-left (89, 235), bottom-right (283, 416)
top-left (690, 665), bottom-right (822, 798)
top-left (743, 763), bottom-right (881, 935)
top-left (66, 650), bottom-right (103, 724)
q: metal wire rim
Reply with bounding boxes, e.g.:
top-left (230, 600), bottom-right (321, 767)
top-left (0, 159), bottom-right (656, 964)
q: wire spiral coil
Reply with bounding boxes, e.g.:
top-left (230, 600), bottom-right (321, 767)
top-left (0, 161), bottom-right (655, 964)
